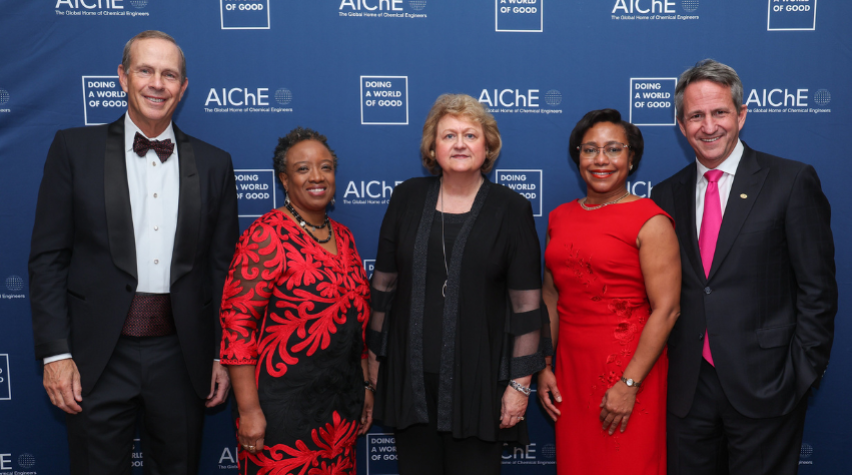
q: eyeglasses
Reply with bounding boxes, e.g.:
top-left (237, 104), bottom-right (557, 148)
top-left (578, 142), bottom-right (630, 159)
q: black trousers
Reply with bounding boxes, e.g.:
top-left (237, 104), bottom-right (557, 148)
top-left (667, 360), bottom-right (808, 475)
top-left (394, 373), bottom-right (503, 475)
top-left (66, 335), bottom-right (205, 475)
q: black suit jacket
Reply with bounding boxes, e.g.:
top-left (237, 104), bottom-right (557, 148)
top-left (29, 115), bottom-right (239, 398)
top-left (651, 143), bottom-right (836, 419)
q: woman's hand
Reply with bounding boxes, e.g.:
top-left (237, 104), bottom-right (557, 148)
top-left (599, 381), bottom-right (637, 435)
top-left (536, 367), bottom-right (562, 421)
top-left (499, 383), bottom-right (530, 429)
top-left (238, 408), bottom-right (266, 455)
top-left (359, 388), bottom-right (375, 435)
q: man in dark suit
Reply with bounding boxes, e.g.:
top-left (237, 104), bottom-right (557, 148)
top-left (651, 59), bottom-right (837, 475)
top-left (28, 30), bottom-right (239, 474)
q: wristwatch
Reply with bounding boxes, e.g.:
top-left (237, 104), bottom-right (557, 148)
top-left (620, 376), bottom-right (641, 388)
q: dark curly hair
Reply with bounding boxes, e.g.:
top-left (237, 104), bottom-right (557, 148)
top-left (272, 127), bottom-right (339, 176)
top-left (568, 109), bottom-right (644, 176)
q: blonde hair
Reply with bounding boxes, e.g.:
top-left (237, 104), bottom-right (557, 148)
top-left (420, 94), bottom-right (502, 175)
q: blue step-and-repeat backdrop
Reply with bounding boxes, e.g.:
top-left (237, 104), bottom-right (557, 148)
top-left (0, 1), bottom-right (849, 474)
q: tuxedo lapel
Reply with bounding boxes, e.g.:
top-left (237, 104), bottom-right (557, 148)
top-left (104, 116), bottom-right (137, 281)
top-left (170, 123), bottom-right (200, 286)
top-left (708, 145), bottom-right (768, 280)
top-left (673, 164), bottom-right (706, 283)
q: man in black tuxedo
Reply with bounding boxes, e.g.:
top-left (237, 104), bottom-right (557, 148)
top-left (651, 59), bottom-right (836, 475)
top-left (28, 30), bottom-right (239, 474)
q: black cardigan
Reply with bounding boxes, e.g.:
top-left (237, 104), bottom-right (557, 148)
top-left (368, 176), bottom-right (546, 443)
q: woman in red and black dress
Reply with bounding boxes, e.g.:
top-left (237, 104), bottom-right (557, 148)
top-left (219, 127), bottom-right (373, 475)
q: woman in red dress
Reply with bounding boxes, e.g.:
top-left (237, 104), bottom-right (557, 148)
top-left (537, 109), bottom-right (681, 474)
top-left (219, 128), bottom-right (373, 474)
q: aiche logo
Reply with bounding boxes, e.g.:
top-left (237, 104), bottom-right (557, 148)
top-left (338, 0), bottom-right (428, 19)
top-left (204, 87), bottom-right (293, 113)
top-left (611, 0), bottom-right (700, 21)
top-left (768, 0), bottom-right (816, 31)
top-left (55, 0), bottom-right (150, 17)
top-left (0, 354), bottom-right (10, 400)
top-left (217, 446), bottom-right (239, 470)
top-left (0, 88), bottom-right (9, 114)
top-left (3, 275), bottom-right (26, 300)
top-left (221, 0), bottom-right (270, 29)
top-left (745, 87), bottom-right (831, 114)
top-left (495, 170), bottom-right (542, 217)
top-left (361, 76), bottom-right (409, 125)
top-left (82, 76), bottom-right (127, 125)
top-left (478, 88), bottom-right (563, 115)
top-left (342, 179), bottom-right (404, 205)
top-left (495, 0), bottom-right (543, 32)
top-left (234, 170), bottom-right (279, 218)
top-left (363, 259), bottom-right (376, 280)
top-left (629, 78), bottom-right (677, 126)
top-left (799, 442), bottom-right (813, 465)
top-left (502, 442), bottom-right (552, 466)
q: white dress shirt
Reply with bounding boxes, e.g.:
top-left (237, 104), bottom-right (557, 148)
top-left (694, 139), bottom-right (744, 236)
top-left (44, 115), bottom-right (180, 365)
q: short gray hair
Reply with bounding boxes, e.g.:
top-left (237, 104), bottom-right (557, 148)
top-left (675, 59), bottom-right (743, 120)
top-left (121, 30), bottom-right (186, 82)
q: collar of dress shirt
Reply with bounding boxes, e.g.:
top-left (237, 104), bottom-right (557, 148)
top-left (124, 114), bottom-right (176, 154)
top-left (695, 139), bottom-right (744, 181)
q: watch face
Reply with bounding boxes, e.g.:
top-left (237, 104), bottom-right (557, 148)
top-left (626, 379), bottom-right (634, 386)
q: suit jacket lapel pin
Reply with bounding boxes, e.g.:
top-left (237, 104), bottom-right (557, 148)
top-left (740, 193), bottom-right (748, 199)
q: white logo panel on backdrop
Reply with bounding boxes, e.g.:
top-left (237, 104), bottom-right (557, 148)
top-left (767, 0), bottom-right (816, 31)
top-left (82, 76), bottom-right (127, 126)
top-left (478, 88), bottom-right (563, 115)
top-left (495, 170), bottom-right (543, 217)
top-left (495, 0), bottom-right (543, 32)
top-left (54, 0), bottom-right (150, 17)
top-left (204, 87), bottom-right (292, 113)
top-left (235, 170), bottom-right (277, 217)
top-left (746, 87), bottom-right (831, 114)
top-left (611, 0), bottom-right (700, 21)
top-left (338, 0), bottom-right (428, 19)
top-left (629, 78), bottom-right (677, 126)
top-left (361, 77), bottom-right (409, 125)
top-left (342, 180), bottom-right (404, 205)
top-left (0, 354), bottom-right (10, 401)
top-left (220, 0), bottom-right (270, 29)
top-left (363, 260), bottom-right (376, 280)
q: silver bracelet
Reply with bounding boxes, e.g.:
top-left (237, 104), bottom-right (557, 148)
top-left (509, 380), bottom-right (531, 396)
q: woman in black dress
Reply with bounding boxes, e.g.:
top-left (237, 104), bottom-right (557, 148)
top-left (220, 128), bottom-right (373, 474)
top-left (367, 94), bottom-right (547, 475)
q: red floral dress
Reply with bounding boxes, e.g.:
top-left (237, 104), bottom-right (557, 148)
top-left (220, 210), bottom-right (371, 475)
top-left (545, 199), bottom-right (671, 475)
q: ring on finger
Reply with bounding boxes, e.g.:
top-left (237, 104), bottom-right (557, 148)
top-left (518, 416), bottom-right (525, 421)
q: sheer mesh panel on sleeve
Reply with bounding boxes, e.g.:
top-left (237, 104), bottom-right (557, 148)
top-left (367, 270), bottom-right (398, 357)
top-left (507, 288), bottom-right (546, 379)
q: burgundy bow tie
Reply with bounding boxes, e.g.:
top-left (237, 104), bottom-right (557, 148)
top-left (133, 132), bottom-right (174, 162)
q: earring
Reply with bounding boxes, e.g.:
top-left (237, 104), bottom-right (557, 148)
top-left (629, 164), bottom-right (634, 171)
top-left (330, 197), bottom-right (336, 206)
top-left (430, 150), bottom-right (435, 158)
top-left (284, 191), bottom-right (290, 204)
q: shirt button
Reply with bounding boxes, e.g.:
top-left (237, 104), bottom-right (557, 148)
top-left (153, 193), bottom-right (158, 198)
top-left (154, 225), bottom-right (159, 231)
top-left (152, 161), bottom-right (157, 167)
top-left (154, 259), bottom-right (159, 264)
top-left (698, 332), bottom-right (704, 340)
top-left (704, 287), bottom-right (712, 295)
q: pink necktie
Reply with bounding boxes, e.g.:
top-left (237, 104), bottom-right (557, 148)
top-left (698, 169), bottom-right (724, 366)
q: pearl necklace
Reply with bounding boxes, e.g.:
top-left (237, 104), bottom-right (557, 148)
top-left (579, 191), bottom-right (631, 211)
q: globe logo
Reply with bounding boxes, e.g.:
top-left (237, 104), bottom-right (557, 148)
top-left (5, 275), bottom-right (23, 292)
top-left (682, 0), bottom-right (699, 13)
top-left (544, 90), bottom-right (562, 107)
top-left (129, 0), bottom-right (148, 8)
top-left (540, 443), bottom-right (556, 459)
top-left (800, 443), bottom-right (813, 459)
top-left (0, 89), bottom-right (9, 105)
top-left (813, 89), bottom-right (831, 106)
top-left (409, 0), bottom-right (427, 11)
top-left (18, 453), bottom-right (35, 469)
top-left (274, 88), bottom-right (293, 105)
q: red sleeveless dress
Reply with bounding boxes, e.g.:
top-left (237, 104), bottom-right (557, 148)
top-left (545, 199), bottom-right (671, 475)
